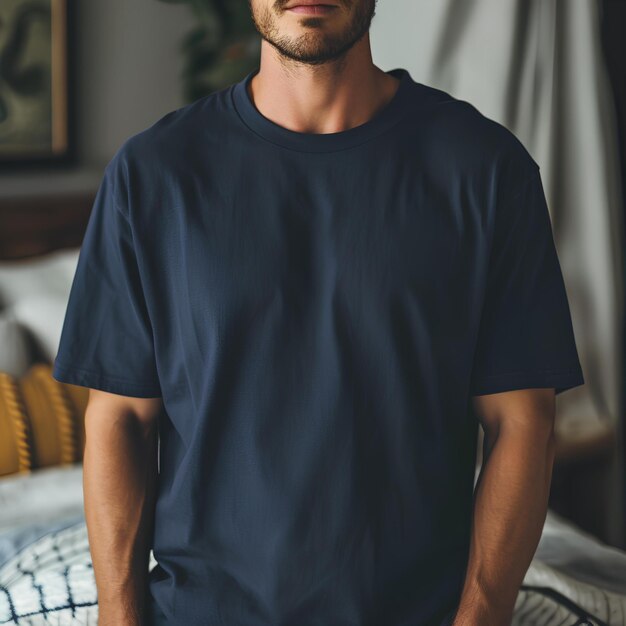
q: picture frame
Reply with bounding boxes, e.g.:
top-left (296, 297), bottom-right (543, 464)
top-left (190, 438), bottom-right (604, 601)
top-left (0, 0), bottom-right (73, 167)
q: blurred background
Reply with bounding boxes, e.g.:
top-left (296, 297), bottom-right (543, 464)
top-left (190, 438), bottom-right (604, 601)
top-left (0, 1), bottom-right (625, 624)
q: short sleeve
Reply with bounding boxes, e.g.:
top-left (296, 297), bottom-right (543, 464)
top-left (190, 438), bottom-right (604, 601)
top-left (469, 164), bottom-right (585, 396)
top-left (52, 160), bottom-right (161, 398)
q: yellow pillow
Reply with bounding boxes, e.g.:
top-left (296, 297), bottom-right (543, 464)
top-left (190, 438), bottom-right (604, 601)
top-left (0, 363), bottom-right (87, 477)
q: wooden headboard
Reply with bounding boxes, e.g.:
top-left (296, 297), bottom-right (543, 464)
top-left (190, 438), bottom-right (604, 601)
top-left (0, 192), bottom-right (95, 261)
top-left (0, 174), bottom-right (98, 261)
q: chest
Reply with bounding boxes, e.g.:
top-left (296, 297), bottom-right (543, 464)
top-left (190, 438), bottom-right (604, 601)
top-left (163, 164), bottom-right (482, 297)
top-left (140, 157), bottom-right (490, 385)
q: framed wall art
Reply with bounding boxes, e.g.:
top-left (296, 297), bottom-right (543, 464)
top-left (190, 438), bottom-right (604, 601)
top-left (0, 0), bottom-right (73, 167)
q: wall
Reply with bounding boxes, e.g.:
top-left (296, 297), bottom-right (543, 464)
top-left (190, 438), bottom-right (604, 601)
top-left (75, 0), bottom-right (195, 167)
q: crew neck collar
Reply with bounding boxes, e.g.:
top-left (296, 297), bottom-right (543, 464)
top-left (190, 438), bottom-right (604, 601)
top-left (231, 67), bottom-right (415, 153)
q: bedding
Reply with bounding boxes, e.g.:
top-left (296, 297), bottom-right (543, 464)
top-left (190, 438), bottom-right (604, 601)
top-left (0, 464), bottom-right (84, 562)
top-left (0, 465), bottom-right (625, 625)
top-left (516, 559), bottom-right (625, 625)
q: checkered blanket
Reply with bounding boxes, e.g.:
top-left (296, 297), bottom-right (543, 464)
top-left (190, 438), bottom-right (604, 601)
top-left (0, 521), bottom-right (158, 625)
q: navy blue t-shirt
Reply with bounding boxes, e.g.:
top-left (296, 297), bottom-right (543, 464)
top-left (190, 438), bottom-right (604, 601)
top-left (52, 67), bottom-right (585, 626)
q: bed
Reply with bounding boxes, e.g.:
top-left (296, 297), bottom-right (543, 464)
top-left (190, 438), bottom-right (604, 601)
top-left (0, 246), bottom-right (625, 625)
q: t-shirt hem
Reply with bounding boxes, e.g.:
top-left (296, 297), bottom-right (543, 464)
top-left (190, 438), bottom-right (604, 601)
top-left (52, 359), bottom-right (162, 398)
top-left (470, 366), bottom-right (584, 396)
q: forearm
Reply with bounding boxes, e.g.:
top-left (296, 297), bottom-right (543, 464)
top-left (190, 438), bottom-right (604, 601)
top-left (453, 422), bottom-right (556, 625)
top-left (83, 405), bottom-right (158, 626)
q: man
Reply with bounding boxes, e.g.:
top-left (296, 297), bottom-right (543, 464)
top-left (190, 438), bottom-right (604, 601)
top-left (52, 0), bottom-right (585, 624)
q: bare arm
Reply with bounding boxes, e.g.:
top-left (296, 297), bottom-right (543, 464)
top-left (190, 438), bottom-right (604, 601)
top-left (83, 389), bottom-right (163, 626)
top-left (452, 388), bottom-right (557, 626)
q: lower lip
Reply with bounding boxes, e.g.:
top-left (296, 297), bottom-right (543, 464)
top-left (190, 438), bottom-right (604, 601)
top-left (287, 4), bottom-right (337, 15)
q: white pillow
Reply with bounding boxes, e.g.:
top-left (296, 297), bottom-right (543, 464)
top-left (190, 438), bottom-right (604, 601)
top-left (10, 297), bottom-right (72, 363)
top-left (0, 248), bottom-right (79, 310)
top-left (0, 248), bottom-right (80, 364)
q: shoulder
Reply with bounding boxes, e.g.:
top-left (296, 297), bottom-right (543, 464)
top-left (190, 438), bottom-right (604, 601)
top-left (105, 82), bottom-right (235, 192)
top-left (408, 81), bottom-right (539, 188)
